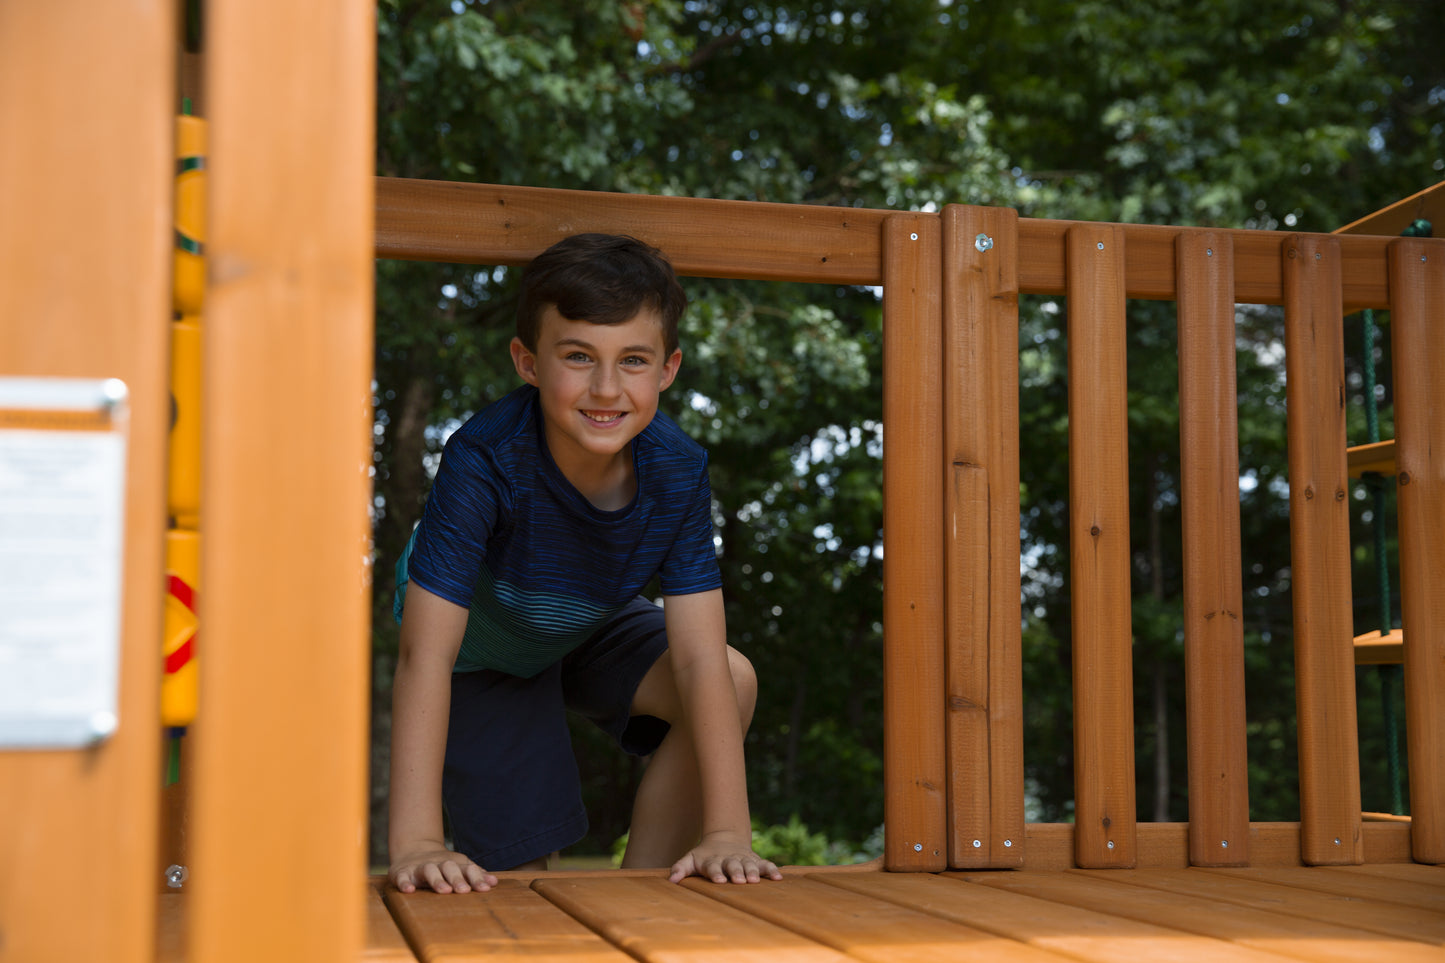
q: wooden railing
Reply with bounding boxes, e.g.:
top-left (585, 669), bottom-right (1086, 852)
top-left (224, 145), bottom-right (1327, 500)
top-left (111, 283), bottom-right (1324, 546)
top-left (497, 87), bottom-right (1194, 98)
top-left (378, 178), bottom-right (1445, 875)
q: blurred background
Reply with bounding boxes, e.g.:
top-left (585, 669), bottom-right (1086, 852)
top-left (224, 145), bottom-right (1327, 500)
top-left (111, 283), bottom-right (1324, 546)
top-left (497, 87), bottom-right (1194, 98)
top-left (367, 0), bottom-right (1443, 867)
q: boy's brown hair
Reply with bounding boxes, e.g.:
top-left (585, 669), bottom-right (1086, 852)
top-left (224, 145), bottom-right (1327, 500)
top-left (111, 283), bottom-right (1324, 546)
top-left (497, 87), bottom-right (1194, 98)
top-left (516, 233), bottom-right (686, 355)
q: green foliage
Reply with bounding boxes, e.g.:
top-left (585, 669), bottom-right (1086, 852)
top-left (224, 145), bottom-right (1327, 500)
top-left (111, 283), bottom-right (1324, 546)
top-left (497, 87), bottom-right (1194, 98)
top-left (609, 818), bottom-right (882, 867)
top-left (369, 0), bottom-right (1441, 863)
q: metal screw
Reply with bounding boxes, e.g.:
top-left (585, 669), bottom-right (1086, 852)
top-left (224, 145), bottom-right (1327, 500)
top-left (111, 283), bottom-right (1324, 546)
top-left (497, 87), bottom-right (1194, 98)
top-left (975, 233), bottom-right (994, 253)
top-left (1003, 839), bottom-right (1013, 848)
top-left (913, 842), bottom-right (923, 852)
top-left (1096, 241), bottom-right (1105, 250)
top-left (1334, 837), bottom-right (1341, 845)
top-left (1221, 840), bottom-right (1229, 849)
top-left (1106, 840), bottom-right (1115, 850)
top-left (910, 233), bottom-right (919, 241)
top-left (1315, 252), bottom-right (1322, 260)
top-left (972, 839), bottom-right (982, 849)
top-left (166, 864), bottom-right (188, 889)
top-left (1206, 248), bottom-right (1214, 257)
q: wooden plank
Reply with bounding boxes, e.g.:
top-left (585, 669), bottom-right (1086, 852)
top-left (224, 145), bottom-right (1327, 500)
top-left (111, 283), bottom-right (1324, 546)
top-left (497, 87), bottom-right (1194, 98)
top-left (1333, 863), bottom-right (1445, 887)
top-left (1334, 179), bottom-right (1445, 237)
top-left (1065, 224), bottom-right (1137, 869)
top-left (533, 876), bottom-right (848, 963)
top-left (1075, 861), bottom-right (1445, 942)
top-left (186, 2), bottom-right (375, 962)
top-left (386, 879), bottom-right (630, 962)
top-left (375, 177), bottom-right (888, 284)
top-left (1347, 440), bottom-right (1397, 477)
top-left (684, 874), bottom-right (1072, 962)
top-left (1353, 628), bottom-right (1405, 666)
top-left (1100, 868), bottom-right (1445, 945)
top-left (881, 213), bottom-right (948, 871)
top-left (1175, 232), bottom-right (1251, 867)
top-left (1387, 237), bottom-right (1445, 865)
top-left (1280, 234), bottom-right (1363, 866)
top-left (822, 872), bottom-right (1290, 963)
top-left (1015, 221), bottom-right (1391, 309)
top-left (961, 869), bottom-right (1443, 962)
top-left (1207, 866), bottom-right (1445, 917)
top-left (0, 4), bottom-right (173, 962)
top-left (366, 882), bottom-right (418, 962)
top-left (1019, 822), bottom-right (1414, 869)
top-left (941, 205), bottom-right (1025, 868)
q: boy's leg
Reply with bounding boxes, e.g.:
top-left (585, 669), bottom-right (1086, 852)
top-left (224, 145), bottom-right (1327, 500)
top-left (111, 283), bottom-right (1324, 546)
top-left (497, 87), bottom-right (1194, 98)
top-left (620, 645), bottom-right (757, 868)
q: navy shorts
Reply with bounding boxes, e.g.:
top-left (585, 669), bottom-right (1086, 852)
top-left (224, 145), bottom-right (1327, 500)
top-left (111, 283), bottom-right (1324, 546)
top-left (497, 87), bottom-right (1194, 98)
top-left (441, 597), bottom-right (671, 870)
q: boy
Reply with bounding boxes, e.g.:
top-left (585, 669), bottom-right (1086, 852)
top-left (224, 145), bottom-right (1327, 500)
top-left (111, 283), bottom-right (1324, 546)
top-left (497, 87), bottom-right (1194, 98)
top-left (388, 233), bottom-right (781, 893)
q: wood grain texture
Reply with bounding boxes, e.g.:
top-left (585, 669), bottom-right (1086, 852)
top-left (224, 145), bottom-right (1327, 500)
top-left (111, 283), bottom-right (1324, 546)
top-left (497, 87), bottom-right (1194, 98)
top-left (1280, 234), bottom-right (1363, 866)
top-left (941, 205), bottom-right (1025, 868)
top-left (1174, 233), bottom-right (1250, 867)
top-left (1065, 224), bottom-right (1137, 869)
top-left (881, 214), bottom-right (948, 870)
top-left (0, 4), bottom-right (173, 961)
top-left (534, 876), bottom-right (848, 963)
top-left (186, 2), bottom-right (376, 961)
top-left (1387, 238), bottom-right (1445, 864)
top-left (962, 869), bottom-right (1444, 962)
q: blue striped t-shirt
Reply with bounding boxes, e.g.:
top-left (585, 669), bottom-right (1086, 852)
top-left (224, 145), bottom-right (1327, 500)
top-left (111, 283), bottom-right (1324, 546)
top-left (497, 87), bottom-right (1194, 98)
top-left (395, 384), bottom-right (721, 678)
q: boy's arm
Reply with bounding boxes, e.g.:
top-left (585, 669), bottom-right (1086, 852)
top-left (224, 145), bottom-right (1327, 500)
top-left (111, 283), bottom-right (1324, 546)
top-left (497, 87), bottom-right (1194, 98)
top-left (388, 583), bottom-right (497, 894)
top-left (661, 589), bottom-right (782, 884)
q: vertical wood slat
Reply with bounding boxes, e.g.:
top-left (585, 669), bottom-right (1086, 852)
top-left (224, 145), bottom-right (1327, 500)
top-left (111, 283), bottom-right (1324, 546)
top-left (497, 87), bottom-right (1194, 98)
top-left (1175, 233), bottom-right (1251, 867)
top-left (1066, 224), bottom-right (1138, 869)
top-left (941, 206), bottom-right (1025, 868)
top-left (0, 4), bottom-right (173, 961)
top-left (1280, 234), bottom-right (1363, 865)
top-left (1387, 238), bottom-right (1445, 864)
top-left (188, 1), bottom-right (375, 961)
top-left (882, 213), bottom-right (948, 871)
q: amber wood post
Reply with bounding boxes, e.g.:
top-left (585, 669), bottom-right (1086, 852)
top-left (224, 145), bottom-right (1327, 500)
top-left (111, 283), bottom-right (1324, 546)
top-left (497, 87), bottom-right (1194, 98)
top-left (0, 4), bottom-right (173, 960)
top-left (1064, 224), bottom-right (1137, 869)
top-left (1175, 233), bottom-right (1251, 866)
top-left (1387, 237), bottom-right (1445, 864)
top-left (1280, 234), bottom-right (1363, 865)
top-left (187, 2), bottom-right (375, 961)
top-left (882, 213), bottom-right (948, 871)
top-left (940, 206), bottom-right (1025, 868)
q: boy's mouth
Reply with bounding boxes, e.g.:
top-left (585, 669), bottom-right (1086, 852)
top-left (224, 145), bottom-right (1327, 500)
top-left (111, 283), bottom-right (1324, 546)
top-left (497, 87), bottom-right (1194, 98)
top-left (581, 410), bottom-right (624, 425)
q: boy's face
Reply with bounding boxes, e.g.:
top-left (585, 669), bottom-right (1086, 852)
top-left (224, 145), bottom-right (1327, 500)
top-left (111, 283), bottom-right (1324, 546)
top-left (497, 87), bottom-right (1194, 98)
top-left (510, 305), bottom-right (682, 477)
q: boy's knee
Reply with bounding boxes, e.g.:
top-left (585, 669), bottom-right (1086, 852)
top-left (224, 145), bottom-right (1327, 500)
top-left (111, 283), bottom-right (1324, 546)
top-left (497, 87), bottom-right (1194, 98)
top-left (727, 646), bottom-right (757, 724)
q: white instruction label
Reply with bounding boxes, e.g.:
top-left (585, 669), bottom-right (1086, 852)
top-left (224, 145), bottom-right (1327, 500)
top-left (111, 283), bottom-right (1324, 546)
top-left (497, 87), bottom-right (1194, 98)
top-left (0, 378), bottom-right (128, 748)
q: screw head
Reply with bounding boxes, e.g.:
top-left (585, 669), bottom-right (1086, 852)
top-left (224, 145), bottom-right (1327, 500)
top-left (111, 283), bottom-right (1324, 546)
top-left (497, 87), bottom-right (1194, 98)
top-left (1221, 840), bottom-right (1229, 849)
top-left (1096, 241), bottom-right (1105, 250)
top-left (910, 233), bottom-right (919, 241)
top-left (1106, 840), bottom-right (1115, 850)
top-left (913, 842), bottom-right (923, 852)
top-left (975, 233), bottom-right (994, 253)
top-left (1003, 839), bottom-right (1013, 848)
top-left (972, 839), bottom-right (982, 848)
top-left (1206, 248), bottom-right (1214, 256)
top-left (165, 864), bottom-right (188, 889)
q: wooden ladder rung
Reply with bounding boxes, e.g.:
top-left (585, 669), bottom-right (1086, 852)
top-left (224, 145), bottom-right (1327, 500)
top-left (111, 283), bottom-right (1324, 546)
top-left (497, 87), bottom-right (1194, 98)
top-left (1354, 628), bottom-right (1404, 665)
top-left (1347, 439), bottom-right (1396, 477)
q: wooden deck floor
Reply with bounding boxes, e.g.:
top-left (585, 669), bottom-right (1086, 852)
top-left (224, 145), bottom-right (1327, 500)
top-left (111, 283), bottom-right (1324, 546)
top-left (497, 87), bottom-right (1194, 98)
top-left (354, 863), bottom-right (1445, 962)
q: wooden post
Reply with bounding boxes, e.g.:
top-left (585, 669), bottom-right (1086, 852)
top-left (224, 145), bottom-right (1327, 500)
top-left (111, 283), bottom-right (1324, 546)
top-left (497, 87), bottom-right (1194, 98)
top-left (941, 206), bottom-right (1024, 868)
top-left (1387, 237), bottom-right (1445, 864)
top-left (882, 213), bottom-right (947, 871)
top-left (1280, 234), bottom-right (1362, 865)
top-left (0, 4), bottom-right (173, 961)
top-left (1175, 233), bottom-right (1251, 866)
top-left (1065, 224), bottom-right (1137, 869)
top-left (187, 2), bottom-right (375, 960)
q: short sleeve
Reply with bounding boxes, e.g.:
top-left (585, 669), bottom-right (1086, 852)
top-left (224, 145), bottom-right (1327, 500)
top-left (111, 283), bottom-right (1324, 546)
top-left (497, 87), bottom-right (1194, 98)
top-left (657, 456), bottom-right (722, 596)
top-left (405, 432), bottom-right (507, 610)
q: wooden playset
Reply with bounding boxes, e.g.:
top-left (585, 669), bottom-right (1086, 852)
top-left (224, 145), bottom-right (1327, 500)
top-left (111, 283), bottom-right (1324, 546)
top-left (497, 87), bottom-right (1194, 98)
top-left (1, 3), bottom-right (1441, 962)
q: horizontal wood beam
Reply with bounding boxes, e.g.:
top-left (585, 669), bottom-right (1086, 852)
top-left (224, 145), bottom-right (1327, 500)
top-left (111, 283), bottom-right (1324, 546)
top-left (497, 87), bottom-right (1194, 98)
top-left (376, 179), bottom-right (1394, 307)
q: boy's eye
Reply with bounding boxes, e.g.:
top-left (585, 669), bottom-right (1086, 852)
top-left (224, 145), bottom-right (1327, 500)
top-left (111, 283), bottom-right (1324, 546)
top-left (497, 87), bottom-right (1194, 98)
top-left (621, 355), bottom-right (648, 367)
top-left (566, 352), bottom-right (591, 363)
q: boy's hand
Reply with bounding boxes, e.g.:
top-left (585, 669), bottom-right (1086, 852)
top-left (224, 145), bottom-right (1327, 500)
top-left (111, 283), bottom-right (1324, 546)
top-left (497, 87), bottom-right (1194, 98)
top-left (389, 845), bottom-right (497, 894)
top-left (668, 832), bottom-right (783, 884)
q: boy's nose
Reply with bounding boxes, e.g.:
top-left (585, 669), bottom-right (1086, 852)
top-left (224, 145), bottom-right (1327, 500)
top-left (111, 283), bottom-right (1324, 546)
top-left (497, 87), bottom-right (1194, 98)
top-left (590, 365), bottom-right (621, 399)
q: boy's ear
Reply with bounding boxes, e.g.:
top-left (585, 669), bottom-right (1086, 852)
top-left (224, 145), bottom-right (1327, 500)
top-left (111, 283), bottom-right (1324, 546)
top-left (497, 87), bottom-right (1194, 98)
top-left (510, 337), bottom-right (539, 385)
top-left (658, 348), bottom-right (683, 391)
